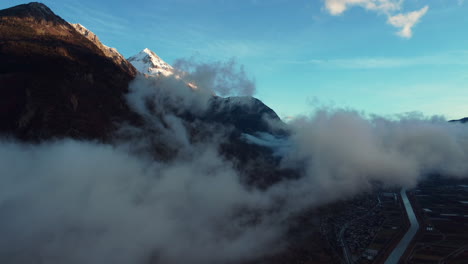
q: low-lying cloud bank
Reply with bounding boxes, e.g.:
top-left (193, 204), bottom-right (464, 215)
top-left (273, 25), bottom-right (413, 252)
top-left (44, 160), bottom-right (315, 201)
top-left (1, 59), bottom-right (468, 263)
top-left (0, 140), bottom-right (284, 264)
top-left (282, 110), bottom-right (468, 201)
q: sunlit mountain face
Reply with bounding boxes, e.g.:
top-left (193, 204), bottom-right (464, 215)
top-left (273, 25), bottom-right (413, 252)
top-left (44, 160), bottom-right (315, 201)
top-left (1, 2), bottom-right (468, 264)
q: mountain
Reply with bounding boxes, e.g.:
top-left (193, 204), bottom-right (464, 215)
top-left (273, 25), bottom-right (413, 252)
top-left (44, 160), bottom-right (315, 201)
top-left (0, 2), bottom-right (289, 180)
top-left (0, 1), bottom-right (61, 23)
top-left (128, 48), bottom-right (174, 77)
top-left (207, 96), bottom-right (284, 135)
top-left (0, 2), bottom-right (138, 140)
top-left (126, 47), bottom-right (283, 136)
top-left (125, 47), bottom-right (283, 134)
top-left (449, 117), bottom-right (468, 123)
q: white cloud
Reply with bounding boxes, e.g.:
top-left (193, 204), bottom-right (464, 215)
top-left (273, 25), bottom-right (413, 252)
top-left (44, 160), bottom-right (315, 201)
top-left (387, 6), bottom-right (429, 38)
top-left (323, 0), bottom-right (429, 38)
top-left (324, 0), bottom-right (402, 15)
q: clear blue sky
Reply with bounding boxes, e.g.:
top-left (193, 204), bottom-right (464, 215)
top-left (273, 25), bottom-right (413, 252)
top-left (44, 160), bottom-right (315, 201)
top-left (2, 0), bottom-right (468, 119)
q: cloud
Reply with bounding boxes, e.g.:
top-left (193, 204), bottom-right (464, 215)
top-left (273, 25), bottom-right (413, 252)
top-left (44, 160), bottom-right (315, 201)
top-left (63, 2), bottom-right (130, 35)
top-left (324, 0), bottom-right (402, 15)
top-left (0, 61), bottom-right (289, 263)
top-left (126, 58), bottom-right (256, 118)
top-left (0, 140), bottom-right (285, 264)
top-left (173, 57), bottom-right (256, 97)
top-left (288, 57), bottom-right (415, 69)
top-left (2, 107), bottom-right (468, 263)
top-left (3, 59), bottom-right (468, 263)
top-left (323, 0), bottom-right (428, 38)
top-left (387, 6), bottom-right (429, 38)
top-left (280, 109), bottom-right (468, 202)
top-left (282, 50), bottom-right (468, 69)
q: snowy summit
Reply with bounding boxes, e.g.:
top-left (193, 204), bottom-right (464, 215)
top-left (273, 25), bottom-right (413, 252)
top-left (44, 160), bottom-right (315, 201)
top-left (127, 48), bottom-right (174, 77)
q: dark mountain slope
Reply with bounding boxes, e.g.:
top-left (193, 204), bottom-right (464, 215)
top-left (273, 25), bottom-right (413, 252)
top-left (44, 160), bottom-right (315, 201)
top-left (0, 2), bottom-right (137, 141)
top-left (449, 117), bottom-right (468, 123)
top-left (206, 96), bottom-right (284, 135)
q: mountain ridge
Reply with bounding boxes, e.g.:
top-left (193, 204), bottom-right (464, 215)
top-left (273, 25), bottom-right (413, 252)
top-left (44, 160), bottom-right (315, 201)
top-left (0, 2), bottom-right (62, 23)
top-left (71, 23), bottom-right (136, 76)
top-left (449, 117), bottom-right (468, 123)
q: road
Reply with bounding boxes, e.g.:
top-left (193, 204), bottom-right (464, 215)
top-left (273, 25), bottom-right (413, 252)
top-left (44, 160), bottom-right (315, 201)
top-left (384, 189), bottom-right (419, 264)
top-left (339, 222), bottom-right (353, 264)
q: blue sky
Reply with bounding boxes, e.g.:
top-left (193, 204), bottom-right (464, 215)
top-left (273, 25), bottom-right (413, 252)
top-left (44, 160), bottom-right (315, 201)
top-left (2, 0), bottom-right (468, 119)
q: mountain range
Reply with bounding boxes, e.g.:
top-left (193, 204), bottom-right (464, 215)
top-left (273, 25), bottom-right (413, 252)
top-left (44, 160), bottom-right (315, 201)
top-left (0, 2), bottom-right (293, 187)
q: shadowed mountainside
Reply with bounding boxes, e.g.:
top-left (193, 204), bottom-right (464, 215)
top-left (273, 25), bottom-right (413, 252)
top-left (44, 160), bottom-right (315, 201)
top-left (449, 117), bottom-right (468, 123)
top-left (0, 2), bottom-right (137, 141)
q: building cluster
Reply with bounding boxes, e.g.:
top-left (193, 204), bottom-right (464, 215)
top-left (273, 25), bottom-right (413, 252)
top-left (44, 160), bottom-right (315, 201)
top-left (320, 190), bottom-right (406, 263)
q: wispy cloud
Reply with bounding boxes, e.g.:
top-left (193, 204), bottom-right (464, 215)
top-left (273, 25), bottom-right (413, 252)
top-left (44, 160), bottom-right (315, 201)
top-left (387, 6), bottom-right (428, 38)
top-left (139, 21), bottom-right (278, 62)
top-left (62, 2), bottom-right (130, 35)
top-left (324, 0), bottom-right (402, 15)
top-left (323, 0), bottom-right (428, 38)
top-left (283, 51), bottom-right (468, 69)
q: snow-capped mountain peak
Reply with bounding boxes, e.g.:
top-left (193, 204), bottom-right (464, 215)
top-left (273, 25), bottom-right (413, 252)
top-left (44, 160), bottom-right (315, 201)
top-left (128, 48), bottom-right (174, 77)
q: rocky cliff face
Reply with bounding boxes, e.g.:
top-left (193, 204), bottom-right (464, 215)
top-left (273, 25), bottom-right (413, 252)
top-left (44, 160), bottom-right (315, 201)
top-left (70, 23), bottom-right (136, 77)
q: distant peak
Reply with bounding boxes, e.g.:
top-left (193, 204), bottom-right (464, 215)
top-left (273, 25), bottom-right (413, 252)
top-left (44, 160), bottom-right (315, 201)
top-left (141, 48), bottom-right (162, 59)
top-left (128, 48), bottom-right (174, 77)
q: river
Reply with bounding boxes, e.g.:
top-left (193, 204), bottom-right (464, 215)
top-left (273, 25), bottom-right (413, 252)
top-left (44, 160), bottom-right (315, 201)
top-left (384, 188), bottom-right (419, 264)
